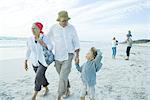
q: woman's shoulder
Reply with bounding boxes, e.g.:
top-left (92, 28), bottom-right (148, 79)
top-left (26, 36), bottom-right (34, 46)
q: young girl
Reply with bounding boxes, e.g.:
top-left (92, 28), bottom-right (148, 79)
top-left (112, 37), bottom-right (118, 59)
top-left (24, 22), bottom-right (53, 100)
top-left (75, 47), bottom-right (103, 100)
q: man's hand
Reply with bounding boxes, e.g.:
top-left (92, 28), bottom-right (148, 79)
top-left (38, 40), bottom-right (47, 48)
top-left (75, 49), bottom-right (80, 64)
top-left (75, 56), bottom-right (79, 64)
top-left (24, 60), bottom-right (28, 71)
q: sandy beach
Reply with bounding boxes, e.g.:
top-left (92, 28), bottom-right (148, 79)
top-left (0, 42), bottom-right (150, 100)
top-left (0, 0), bottom-right (149, 99)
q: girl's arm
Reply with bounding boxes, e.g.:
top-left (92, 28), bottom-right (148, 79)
top-left (95, 62), bottom-right (102, 72)
top-left (75, 64), bottom-right (82, 72)
top-left (94, 49), bottom-right (103, 72)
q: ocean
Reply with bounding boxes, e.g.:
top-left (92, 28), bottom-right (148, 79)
top-left (0, 36), bottom-right (111, 60)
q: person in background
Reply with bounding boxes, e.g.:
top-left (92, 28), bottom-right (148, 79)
top-left (48, 11), bottom-right (80, 100)
top-left (24, 22), bottom-right (53, 100)
top-left (75, 47), bottom-right (103, 100)
top-left (125, 30), bottom-right (133, 60)
top-left (112, 37), bottom-right (118, 59)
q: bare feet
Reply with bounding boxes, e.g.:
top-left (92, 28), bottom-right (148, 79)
top-left (63, 89), bottom-right (70, 98)
top-left (43, 86), bottom-right (49, 96)
top-left (65, 89), bottom-right (70, 96)
top-left (32, 91), bottom-right (38, 100)
top-left (80, 96), bottom-right (85, 100)
top-left (56, 96), bottom-right (61, 100)
top-left (32, 96), bottom-right (36, 100)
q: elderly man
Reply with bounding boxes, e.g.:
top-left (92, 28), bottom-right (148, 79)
top-left (48, 10), bottom-right (80, 100)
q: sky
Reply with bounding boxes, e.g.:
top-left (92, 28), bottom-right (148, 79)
top-left (0, 0), bottom-right (149, 41)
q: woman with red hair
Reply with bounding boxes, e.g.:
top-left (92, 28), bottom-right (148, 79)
top-left (24, 22), bottom-right (53, 100)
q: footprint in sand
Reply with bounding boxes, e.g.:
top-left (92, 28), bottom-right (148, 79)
top-left (130, 64), bottom-right (135, 66)
top-left (0, 92), bottom-right (15, 100)
top-left (133, 91), bottom-right (146, 100)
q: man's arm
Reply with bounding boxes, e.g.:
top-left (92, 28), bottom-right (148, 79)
top-left (72, 26), bottom-right (80, 62)
top-left (72, 26), bottom-right (80, 51)
top-left (75, 49), bottom-right (80, 56)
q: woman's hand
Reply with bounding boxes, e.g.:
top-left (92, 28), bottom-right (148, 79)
top-left (24, 60), bottom-right (28, 71)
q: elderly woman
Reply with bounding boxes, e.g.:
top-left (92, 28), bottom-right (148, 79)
top-left (24, 22), bottom-right (53, 100)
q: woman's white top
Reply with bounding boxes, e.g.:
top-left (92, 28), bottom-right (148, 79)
top-left (112, 40), bottom-right (117, 47)
top-left (26, 34), bottom-right (53, 67)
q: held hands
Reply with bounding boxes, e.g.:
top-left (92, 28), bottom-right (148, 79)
top-left (75, 49), bottom-right (80, 64)
top-left (75, 56), bottom-right (79, 64)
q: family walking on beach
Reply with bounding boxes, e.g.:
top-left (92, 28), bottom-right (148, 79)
top-left (24, 10), bottom-right (103, 100)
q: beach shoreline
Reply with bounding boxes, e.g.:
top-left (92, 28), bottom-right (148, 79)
top-left (0, 42), bottom-right (150, 100)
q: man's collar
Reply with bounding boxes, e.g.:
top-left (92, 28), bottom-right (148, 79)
top-left (57, 23), bottom-right (70, 28)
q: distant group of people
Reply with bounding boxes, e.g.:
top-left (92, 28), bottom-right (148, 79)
top-left (24, 10), bottom-right (103, 100)
top-left (111, 30), bottom-right (133, 60)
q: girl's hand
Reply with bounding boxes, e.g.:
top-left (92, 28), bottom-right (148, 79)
top-left (24, 60), bottom-right (28, 71)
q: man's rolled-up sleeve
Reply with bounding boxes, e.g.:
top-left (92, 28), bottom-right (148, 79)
top-left (72, 27), bottom-right (80, 50)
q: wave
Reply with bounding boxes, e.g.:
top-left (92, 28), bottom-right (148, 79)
top-left (0, 36), bottom-right (27, 40)
top-left (0, 37), bottom-right (26, 48)
top-left (0, 36), bottom-right (108, 48)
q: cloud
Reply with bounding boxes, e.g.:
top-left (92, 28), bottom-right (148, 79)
top-left (0, 0), bottom-right (149, 41)
top-left (71, 0), bottom-right (148, 24)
